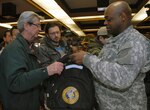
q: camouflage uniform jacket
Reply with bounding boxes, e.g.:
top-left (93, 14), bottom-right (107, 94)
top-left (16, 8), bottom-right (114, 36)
top-left (83, 26), bottom-right (149, 110)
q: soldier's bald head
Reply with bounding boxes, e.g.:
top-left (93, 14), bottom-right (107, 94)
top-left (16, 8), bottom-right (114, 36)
top-left (104, 1), bottom-right (132, 36)
top-left (106, 1), bottom-right (132, 20)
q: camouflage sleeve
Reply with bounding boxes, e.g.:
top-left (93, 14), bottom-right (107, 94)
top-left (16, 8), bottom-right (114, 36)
top-left (83, 40), bottom-right (147, 90)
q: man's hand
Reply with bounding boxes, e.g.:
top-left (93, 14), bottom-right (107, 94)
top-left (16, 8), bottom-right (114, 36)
top-left (70, 45), bottom-right (79, 53)
top-left (70, 50), bottom-right (87, 64)
top-left (47, 62), bottom-right (64, 76)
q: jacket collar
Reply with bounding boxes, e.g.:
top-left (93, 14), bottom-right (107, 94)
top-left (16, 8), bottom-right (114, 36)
top-left (108, 25), bottom-right (133, 44)
top-left (16, 33), bottom-right (34, 54)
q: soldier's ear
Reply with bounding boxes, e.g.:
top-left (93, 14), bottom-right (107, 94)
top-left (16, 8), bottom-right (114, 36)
top-left (120, 12), bottom-right (127, 22)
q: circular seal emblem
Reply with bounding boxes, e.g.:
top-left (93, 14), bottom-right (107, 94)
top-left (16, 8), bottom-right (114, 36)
top-left (62, 86), bottom-right (79, 104)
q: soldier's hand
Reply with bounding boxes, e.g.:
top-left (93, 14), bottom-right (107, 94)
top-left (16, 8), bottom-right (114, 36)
top-left (70, 50), bottom-right (87, 64)
top-left (47, 62), bottom-right (64, 76)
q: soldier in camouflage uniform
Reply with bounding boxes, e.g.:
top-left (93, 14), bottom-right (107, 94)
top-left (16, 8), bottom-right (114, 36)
top-left (70, 1), bottom-right (150, 110)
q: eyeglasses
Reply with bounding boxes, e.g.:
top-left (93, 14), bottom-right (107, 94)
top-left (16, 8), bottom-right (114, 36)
top-left (28, 22), bottom-right (41, 28)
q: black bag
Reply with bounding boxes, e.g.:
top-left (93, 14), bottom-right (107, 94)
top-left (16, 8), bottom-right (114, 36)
top-left (44, 63), bottom-right (97, 110)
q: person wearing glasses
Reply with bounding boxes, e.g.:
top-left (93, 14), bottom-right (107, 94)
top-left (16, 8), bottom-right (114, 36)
top-left (70, 1), bottom-right (150, 110)
top-left (0, 11), bottom-right (64, 110)
top-left (37, 22), bottom-right (71, 66)
top-left (35, 22), bottom-right (71, 109)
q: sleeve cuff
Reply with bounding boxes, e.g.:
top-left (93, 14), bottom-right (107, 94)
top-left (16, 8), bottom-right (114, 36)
top-left (83, 53), bottom-right (91, 67)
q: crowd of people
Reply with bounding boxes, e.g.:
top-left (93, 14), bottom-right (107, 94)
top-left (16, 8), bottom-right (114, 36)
top-left (0, 1), bottom-right (150, 110)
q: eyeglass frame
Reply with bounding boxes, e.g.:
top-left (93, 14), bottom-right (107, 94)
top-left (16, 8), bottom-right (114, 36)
top-left (27, 22), bottom-right (41, 28)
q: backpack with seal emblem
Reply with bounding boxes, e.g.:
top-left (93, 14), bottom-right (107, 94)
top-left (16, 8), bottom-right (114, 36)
top-left (43, 55), bottom-right (99, 110)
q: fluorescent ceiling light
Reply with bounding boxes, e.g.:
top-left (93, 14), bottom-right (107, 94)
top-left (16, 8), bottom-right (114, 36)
top-left (135, 26), bottom-right (150, 29)
top-left (132, 0), bottom-right (150, 21)
top-left (97, 7), bottom-right (106, 11)
top-left (40, 19), bottom-right (57, 23)
top-left (0, 23), bottom-right (12, 28)
top-left (5, 22), bottom-right (17, 25)
top-left (73, 15), bottom-right (104, 21)
top-left (27, 0), bottom-right (86, 36)
top-left (38, 34), bottom-right (44, 37)
top-left (83, 29), bottom-right (99, 32)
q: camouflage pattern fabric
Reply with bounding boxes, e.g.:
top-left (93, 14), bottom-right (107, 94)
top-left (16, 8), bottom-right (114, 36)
top-left (87, 38), bottom-right (102, 56)
top-left (83, 26), bottom-right (149, 110)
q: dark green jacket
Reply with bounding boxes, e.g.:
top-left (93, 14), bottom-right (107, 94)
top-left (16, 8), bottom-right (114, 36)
top-left (0, 34), bottom-right (49, 110)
